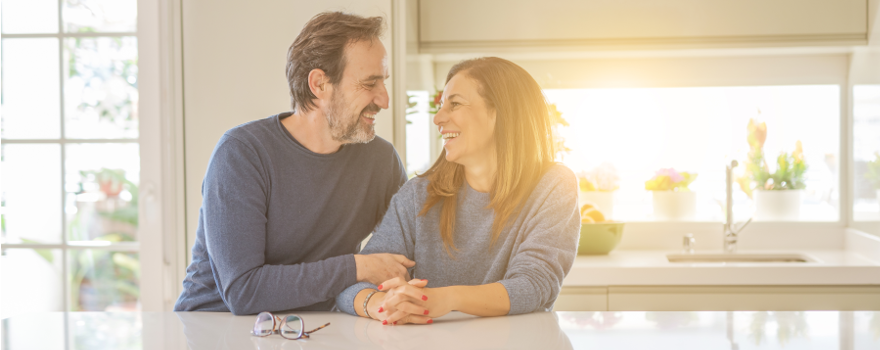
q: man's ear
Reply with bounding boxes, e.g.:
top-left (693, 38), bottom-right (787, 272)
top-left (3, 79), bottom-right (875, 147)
top-left (308, 69), bottom-right (329, 100)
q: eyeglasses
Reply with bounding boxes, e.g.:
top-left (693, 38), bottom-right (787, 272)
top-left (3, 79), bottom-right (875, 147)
top-left (250, 312), bottom-right (330, 340)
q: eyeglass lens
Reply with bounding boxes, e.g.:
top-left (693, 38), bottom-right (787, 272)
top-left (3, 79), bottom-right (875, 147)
top-left (281, 315), bottom-right (303, 339)
top-left (253, 312), bottom-right (275, 336)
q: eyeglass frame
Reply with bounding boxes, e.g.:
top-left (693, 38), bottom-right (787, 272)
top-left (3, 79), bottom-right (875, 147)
top-left (249, 311), bottom-right (331, 340)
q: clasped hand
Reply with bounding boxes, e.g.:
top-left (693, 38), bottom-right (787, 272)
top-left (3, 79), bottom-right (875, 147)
top-left (369, 277), bottom-right (453, 325)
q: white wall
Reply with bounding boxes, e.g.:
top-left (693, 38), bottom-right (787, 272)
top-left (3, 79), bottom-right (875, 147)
top-left (181, 0), bottom-right (396, 258)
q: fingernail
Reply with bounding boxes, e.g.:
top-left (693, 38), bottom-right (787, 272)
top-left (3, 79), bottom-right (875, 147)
top-left (427, 319), bottom-right (433, 324)
top-left (421, 295), bottom-right (428, 301)
top-left (423, 310), bottom-right (429, 315)
top-left (393, 321), bottom-right (398, 325)
top-left (378, 307), bottom-right (383, 313)
top-left (382, 320), bottom-right (387, 325)
top-left (422, 279), bottom-right (427, 281)
top-left (378, 284), bottom-right (383, 290)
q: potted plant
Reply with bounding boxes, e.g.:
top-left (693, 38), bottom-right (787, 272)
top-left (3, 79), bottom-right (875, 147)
top-left (865, 152), bottom-right (880, 202)
top-left (737, 119), bottom-right (808, 221)
top-left (577, 163), bottom-right (619, 219)
top-left (645, 168), bottom-right (698, 221)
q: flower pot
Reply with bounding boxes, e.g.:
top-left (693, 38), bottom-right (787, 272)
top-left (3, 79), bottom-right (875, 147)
top-left (579, 191), bottom-right (614, 219)
top-left (754, 189), bottom-right (803, 221)
top-left (651, 191), bottom-right (696, 221)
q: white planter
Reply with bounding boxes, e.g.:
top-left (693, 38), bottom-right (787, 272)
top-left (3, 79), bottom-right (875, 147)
top-left (651, 191), bottom-right (696, 221)
top-left (754, 189), bottom-right (803, 221)
top-left (579, 191), bottom-right (614, 219)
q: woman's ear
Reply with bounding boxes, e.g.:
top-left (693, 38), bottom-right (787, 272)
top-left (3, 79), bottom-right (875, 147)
top-left (308, 69), bottom-right (329, 101)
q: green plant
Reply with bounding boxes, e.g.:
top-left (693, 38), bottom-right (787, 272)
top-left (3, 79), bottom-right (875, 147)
top-left (865, 152), bottom-right (880, 190)
top-left (737, 119), bottom-right (808, 198)
top-left (68, 168), bottom-right (140, 311)
top-left (548, 103), bottom-right (571, 159)
top-left (645, 168), bottom-right (697, 191)
top-left (577, 163), bottom-right (619, 192)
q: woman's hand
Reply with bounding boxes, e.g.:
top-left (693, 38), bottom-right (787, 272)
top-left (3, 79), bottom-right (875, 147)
top-left (376, 277), bottom-right (455, 325)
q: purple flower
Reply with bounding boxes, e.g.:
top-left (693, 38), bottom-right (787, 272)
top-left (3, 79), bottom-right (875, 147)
top-left (655, 168), bottom-right (684, 184)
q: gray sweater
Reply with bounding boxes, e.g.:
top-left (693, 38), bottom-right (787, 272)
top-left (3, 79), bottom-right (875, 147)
top-left (174, 113), bottom-right (406, 315)
top-left (336, 164), bottom-right (580, 316)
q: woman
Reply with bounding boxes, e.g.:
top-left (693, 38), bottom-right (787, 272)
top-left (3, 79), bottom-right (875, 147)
top-left (336, 57), bottom-right (579, 325)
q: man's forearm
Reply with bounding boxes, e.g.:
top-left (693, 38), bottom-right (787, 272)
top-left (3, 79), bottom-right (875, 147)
top-left (443, 283), bottom-right (510, 317)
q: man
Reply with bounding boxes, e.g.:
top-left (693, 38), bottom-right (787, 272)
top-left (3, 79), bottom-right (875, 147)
top-left (174, 12), bottom-right (413, 315)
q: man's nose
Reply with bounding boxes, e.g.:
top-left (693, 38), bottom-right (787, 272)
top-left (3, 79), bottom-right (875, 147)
top-left (375, 83), bottom-right (390, 109)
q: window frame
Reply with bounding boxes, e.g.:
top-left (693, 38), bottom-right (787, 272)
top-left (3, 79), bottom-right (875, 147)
top-left (403, 50), bottom-right (865, 242)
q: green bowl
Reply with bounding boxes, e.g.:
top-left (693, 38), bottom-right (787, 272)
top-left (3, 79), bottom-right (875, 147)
top-left (577, 222), bottom-right (625, 255)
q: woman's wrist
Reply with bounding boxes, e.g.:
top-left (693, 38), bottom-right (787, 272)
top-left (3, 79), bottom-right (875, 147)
top-left (367, 291), bottom-right (386, 320)
top-left (435, 286), bottom-right (459, 312)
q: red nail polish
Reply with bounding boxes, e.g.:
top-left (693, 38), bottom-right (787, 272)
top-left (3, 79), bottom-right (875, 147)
top-left (427, 319), bottom-right (433, 324)
top-left (382, 320), bottom-right (387, 325)
top-left (378, 284), bottom-right (383, 290)
top-left (393, 321), bottom-right (398, 325)
top-left (378, 307), bottom-right (383, 313)
top-left (424, 310), bottom-right (429, 315)
top-left (421, 295), bottom-right (428, 301)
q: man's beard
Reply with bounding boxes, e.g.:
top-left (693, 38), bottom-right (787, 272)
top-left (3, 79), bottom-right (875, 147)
top-left (325, 88), bottom-right (377, 144)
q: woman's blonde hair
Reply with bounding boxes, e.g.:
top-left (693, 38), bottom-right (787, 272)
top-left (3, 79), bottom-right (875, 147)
top-left (418, 57), bottom-right (556, 256)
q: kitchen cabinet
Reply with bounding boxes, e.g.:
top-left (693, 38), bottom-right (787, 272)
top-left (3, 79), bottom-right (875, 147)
top-left (419, 0), bottom-right (869, 52)
top-left (555, 285), bottom-right (880, 311)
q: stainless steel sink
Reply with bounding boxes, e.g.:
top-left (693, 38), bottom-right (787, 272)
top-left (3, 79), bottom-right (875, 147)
top-left (666, 253), bottom-right (817, 263)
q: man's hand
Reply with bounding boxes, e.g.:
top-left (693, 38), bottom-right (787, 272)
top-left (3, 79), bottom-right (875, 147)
top-left (354, 254), bottom-right (415, 285)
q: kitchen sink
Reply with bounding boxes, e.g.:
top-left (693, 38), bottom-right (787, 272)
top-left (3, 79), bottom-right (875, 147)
top-left (666, 253), bottom-right (817, 263)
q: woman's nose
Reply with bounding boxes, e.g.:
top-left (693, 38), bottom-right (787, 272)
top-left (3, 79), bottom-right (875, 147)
top-left (433, 108), bottom-right (447, 126)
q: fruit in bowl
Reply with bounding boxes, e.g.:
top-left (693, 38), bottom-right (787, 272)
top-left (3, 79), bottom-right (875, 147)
top-left (578, 204), bottom-right (625, 255)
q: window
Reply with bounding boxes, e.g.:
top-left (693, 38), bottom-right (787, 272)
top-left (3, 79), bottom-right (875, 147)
top-left (1, 0), bottom-right (140, 318)
top-left (853, 85), bottom-right (880, 222)
top-left (545, 85), bottom-right (840, 222)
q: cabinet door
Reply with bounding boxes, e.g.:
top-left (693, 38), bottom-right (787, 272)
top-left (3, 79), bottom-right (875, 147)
top-left (419, 0), bottom-right (868, 52)
top-left (607, 286), bottom-right (880, 311)
top-left (553, 287), bottom-right (608, 311)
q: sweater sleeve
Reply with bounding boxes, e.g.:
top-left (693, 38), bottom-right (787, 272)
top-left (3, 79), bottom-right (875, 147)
top-left (203, 135), bottom-right (357, 315)
top-left (335, 181), bottom-right (418, 315)
top-left (498, 167), bottom-right (580, 315)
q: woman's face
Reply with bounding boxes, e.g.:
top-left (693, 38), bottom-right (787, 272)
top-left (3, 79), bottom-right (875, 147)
top-left (433, 73), bottom-right (496, 166)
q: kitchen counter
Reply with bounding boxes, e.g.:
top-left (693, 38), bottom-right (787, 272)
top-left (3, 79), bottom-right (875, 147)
top-left (3, 310), bottom-right (878, 349)
top-left (563, 250), bottom-right (880, 286)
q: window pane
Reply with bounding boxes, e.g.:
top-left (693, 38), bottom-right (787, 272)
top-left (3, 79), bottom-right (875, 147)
top-left (1, 38), bottom-right (61, 139)
top-left (406, 91), bottom-right (434, 176)
top-left (853, 85), bottom-right (880, 222)
top-left (1, 144), bottom-right (63, 243)
top-left (1, 249), bottom-right (63, 319)
top-left (68, 250), bottom-right (139, 311)
top-left (63, 0), bottom-right (137, 33)
top-left (65, 144), bottom-right (139, 242)
top-left (1, 0), bottom-right (59, 34)
top-left (546, 85), bottom-right (840, 222)
top-left (63, 37), bottom-right (138, 139)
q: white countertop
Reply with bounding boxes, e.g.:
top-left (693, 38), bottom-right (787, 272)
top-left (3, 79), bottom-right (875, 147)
top-left (563, 250), bottom-right (880, 286)
top-left (3, 310), bottom-right (878, 350)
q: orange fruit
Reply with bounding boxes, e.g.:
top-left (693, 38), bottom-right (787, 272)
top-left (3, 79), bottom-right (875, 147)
top-left (581, 207), bottom-right (606, 223)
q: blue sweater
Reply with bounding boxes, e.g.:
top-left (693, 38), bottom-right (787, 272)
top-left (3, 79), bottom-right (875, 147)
top-left (174, 113), bottom-right (406, 315)
top-left (336, 165), bottom-right (580, 316)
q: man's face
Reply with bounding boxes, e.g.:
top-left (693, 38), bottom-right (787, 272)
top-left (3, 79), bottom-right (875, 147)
top-left (324, 39), bottom-right (389, 144)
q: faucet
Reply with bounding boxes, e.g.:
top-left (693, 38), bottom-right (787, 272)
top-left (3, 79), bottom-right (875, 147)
top-left (724, 160), bottom-right (752, 253)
